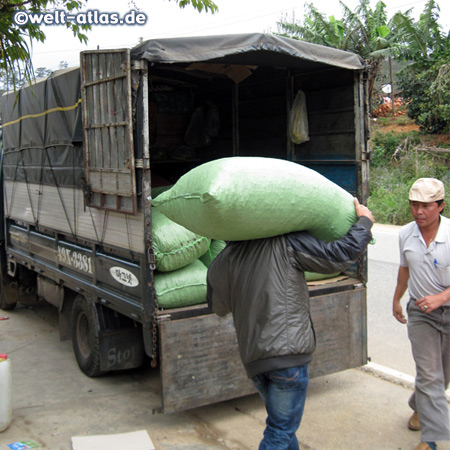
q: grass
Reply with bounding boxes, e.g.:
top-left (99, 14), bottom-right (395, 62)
top-left (368, 119), bottom-right (450, 225)
top-left (374, 116), bottom-right (413, 128)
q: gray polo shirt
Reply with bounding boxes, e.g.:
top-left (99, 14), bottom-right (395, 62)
top-left (399, 215), bottom-right (450, 302)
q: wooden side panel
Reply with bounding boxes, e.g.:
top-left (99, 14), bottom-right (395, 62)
top-left (159, 285), bottom-right (367, 413)
top-left (81, 49), bottom-right (137, 214)
top-left (159, 314), bottom-right (256, 414)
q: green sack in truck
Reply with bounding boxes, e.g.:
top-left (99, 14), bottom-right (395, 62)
top-left (199, 240), bottom-right (227, 267)
top-left (154, 259), bottom-right (207, 309)
top-left (152, 208), bottom-right (210, 272)
top-left (152, 157), bottom-right (357, 242)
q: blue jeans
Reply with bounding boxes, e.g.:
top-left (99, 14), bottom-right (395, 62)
top-left (252, 365), bottom-right (309, 450)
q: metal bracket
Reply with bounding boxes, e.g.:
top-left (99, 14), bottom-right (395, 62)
top-left (7, 257), bottom-right (16, 277)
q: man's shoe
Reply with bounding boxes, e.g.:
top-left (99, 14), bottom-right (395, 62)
top-left (408, 411), bottom-right (421, 431)
top-left (413, 443), bottom-right (433, 450)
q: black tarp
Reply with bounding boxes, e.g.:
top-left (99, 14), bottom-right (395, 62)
top-left (1, 34), bottom-right (365, 189)
top-left (1, 67), bottom-right (83, 187)
top-left (131, 33), bottom-right (364, 71)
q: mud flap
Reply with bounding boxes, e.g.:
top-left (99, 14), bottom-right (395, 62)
top-left (159, 314), bottom-right (256, 414)
top-left (99, 327), bottom-right (145, 372)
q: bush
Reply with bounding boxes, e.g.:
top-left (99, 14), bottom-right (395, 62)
top-left (399, 62), bottom-right (450, 134)
top-left (370, 131), bottom-right (420, 167)
top-left (368, 140), bottom-right (450, 225)
top-left (368, 165), bottom-right (414, 225)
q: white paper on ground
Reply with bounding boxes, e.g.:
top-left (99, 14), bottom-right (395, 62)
top-left (71, 429), bottom-right (155, 450)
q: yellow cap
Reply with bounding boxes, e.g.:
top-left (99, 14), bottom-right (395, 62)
top-left (409, 178), bottom-right (445, 203)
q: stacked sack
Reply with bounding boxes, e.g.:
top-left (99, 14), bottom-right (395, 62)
top-left (151, 188), bottom-right (227, 309)
top-left (152, 157), bottom-right (359, 294)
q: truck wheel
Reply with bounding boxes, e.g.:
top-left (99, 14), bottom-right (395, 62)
top-left (0, 269), bottom-right (16, 311)
top-left (71, 295), bottom-right (106, 377)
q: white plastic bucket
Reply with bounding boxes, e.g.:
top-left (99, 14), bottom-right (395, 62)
top-left (0, 354), bottom-right (12, 432)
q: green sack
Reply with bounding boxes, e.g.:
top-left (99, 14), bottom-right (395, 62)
top-left (154, 260), bottom-right (207, 309)
top-left (151, 184), bottom-right (172, 199)
top-left (200, 239), bottom-right (227, 267)
top-left (305, 272), bottom-right (340, 282)
top-left (152, 208), bottom-right (210, 272)
top-left (152, 157), bottom-right (357, 241)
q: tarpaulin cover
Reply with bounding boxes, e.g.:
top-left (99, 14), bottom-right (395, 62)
top-left (131, 33), bottom-right (365, 72)
top-left (0, 33), bottom-right (365, 190)
top-left (1, 67), bottom-right (83, 188)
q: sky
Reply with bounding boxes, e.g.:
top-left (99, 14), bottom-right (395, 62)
top-left (30, 0), bottom-right (450, 71)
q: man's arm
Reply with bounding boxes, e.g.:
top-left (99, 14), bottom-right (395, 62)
top-left (286, 198), bottom-right (374, 274)
top-left (393, 265), bottom-right (409, 324)
top-left (206, 257), bottom-right (231, 316)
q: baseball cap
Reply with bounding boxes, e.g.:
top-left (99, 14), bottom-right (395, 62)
top-left (409, 178), bottom-right (445, 203)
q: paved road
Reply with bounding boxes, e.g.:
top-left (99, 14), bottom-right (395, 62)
top-left (2, 222), bottom-right (449, 450)
top-left (0, 296), bottom-right (435, 450)
top-left (367, 223), bottom-right (415, 377)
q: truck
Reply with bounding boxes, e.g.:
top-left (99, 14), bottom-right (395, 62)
top-left (0, 33), bottom-right (370, 414)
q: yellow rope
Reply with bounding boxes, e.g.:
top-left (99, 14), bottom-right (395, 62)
top-left (2, 98), bottom-right (82, 128)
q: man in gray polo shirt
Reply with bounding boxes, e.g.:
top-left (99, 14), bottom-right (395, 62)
top-left (393, 178), bottom-right (450, 450)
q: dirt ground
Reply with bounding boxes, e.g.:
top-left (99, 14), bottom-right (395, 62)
top-left (371, 116), bottom-right (450, 147)
top-left (373, 119), bottom-right (420, 134)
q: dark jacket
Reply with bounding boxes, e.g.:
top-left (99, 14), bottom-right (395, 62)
top-left (206, 216), bottom-right (373, 378)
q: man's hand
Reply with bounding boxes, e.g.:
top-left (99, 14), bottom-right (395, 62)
top-left (393, 301), bottom-right (407, 324)
top-left (393, 266), bottom-right (409, 324)
top-left (415, 291), bottom-right (450, 314)
top-left (354, 197), bottom-right (374, 223)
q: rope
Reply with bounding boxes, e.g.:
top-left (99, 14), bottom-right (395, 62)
top-left (22, 158), bottom-right (37, 224)
top-left (44, 147), bottom-right (75, 239)
top-left (1, 98), bottom-right (82, 128)
top-left (5, 150), bottom-right (24, 219)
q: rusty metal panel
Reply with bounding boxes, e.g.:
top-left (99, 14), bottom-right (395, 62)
top-left (81, 49), bottom-right (137, 214)
top-left (309, 285), bottom-right (367, 377)
top-left (159, 285), bottom-right (366, 413)
top-left (159, 314), bottom-right (256, 414)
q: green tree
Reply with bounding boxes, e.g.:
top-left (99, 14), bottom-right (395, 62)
top-left (393, 0), bottom-right (450, 133)
top-left (392, 0), bottom-right (443, 61)
top-left (176, 0), bottom-right (218, 13)
top-left (0, 0), bottom-right (90, 89)
top-left (0, 0), bottom-right (218, 89)
top-left (277, 0), bottom-right (396, 103)
top-left (277, 4), bottom-right (349, 50)
top-left (341, 0), bottom-right (395, 102)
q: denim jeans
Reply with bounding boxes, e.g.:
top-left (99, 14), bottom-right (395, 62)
top-left (252, 365), bottom-right (309, 450)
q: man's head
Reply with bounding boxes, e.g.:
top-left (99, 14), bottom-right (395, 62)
top-left (409, 178), bottom-right (445, 229)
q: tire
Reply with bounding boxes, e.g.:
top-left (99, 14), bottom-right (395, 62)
top-left (0, 268), bottom-right (16, 311)
top-left (71, 295), bottom-right (106, 377)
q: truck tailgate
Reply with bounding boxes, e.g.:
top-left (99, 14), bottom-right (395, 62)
top-left (159, 314), bottom-right (256, 414)
top-left (159, 280), bottom-right (366, 413)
